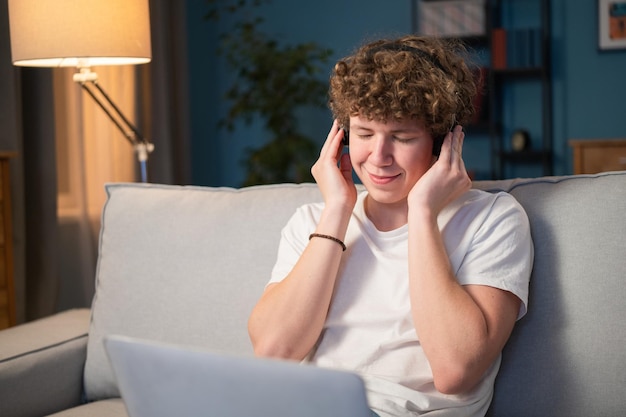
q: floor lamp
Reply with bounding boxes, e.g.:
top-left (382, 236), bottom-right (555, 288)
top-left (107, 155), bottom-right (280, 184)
top-left (7, 0), bottom-right (154, 183)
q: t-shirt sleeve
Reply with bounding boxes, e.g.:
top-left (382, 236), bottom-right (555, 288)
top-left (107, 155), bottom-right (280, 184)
top-left (455, 192), bottom-right (534, 320)
top-left (268, 203), bottom-right (321, 286)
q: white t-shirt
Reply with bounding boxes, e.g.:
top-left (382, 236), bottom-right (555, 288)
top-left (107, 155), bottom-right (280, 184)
top-left (269, 190), bottom-right (533, 417)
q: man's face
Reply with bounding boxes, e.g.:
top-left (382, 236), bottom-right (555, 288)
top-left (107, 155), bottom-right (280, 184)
top-left (348, 115), bottom-right (436, 206)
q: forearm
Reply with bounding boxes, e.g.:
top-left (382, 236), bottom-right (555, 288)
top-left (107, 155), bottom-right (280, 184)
top-left (248, 206), bottom-right (350, 360)
top-left (408, 213), bottom-right (494, 394)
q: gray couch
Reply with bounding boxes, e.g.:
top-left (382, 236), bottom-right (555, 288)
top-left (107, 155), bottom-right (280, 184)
top-left (1, 172), bottom-right (625, 417)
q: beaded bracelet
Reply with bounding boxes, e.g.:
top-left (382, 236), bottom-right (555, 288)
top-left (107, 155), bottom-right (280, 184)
top-left (309, 233), bottom-right (346, 252)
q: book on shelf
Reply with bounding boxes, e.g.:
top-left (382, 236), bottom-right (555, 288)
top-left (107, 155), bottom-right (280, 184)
top-left (491, 27), bottom-right (542, 70)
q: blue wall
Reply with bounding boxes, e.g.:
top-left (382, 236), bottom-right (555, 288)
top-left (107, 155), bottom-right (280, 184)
top-left (186, 0), bottom-right (626, 186)
top-left (552, 0), bottom-right (626, 172)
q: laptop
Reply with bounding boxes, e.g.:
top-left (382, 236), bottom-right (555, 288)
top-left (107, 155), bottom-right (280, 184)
top-left (103, 334), bottom-right (372, 417)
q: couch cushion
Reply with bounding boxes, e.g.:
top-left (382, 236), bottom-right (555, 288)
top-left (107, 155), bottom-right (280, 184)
top-left (84, 183), bottom-right (323, 401)
top-left (476, 172), bottom-right (626, 417)
top-left (47, 398), bottom-right (127, 417)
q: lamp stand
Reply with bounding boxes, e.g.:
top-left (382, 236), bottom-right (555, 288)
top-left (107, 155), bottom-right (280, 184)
top-left (73, 68), bottom-right (154, 183)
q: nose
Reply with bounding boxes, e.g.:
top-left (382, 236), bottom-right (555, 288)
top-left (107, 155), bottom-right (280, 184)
top-left (368, 135), bottom-right (393, 167)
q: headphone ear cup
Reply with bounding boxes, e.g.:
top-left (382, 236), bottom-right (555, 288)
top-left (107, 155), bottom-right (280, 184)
top-left (433, 116), bottom-right (457, 156)
top-left (432, 136), bottom-right (444, 157)
top-left (342, 129), bottom-right (350, 146)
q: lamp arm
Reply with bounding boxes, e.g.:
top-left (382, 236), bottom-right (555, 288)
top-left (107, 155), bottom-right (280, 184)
top-left (74, 68), bottom-right (154, 182)
top-left (79, 81), bottom-right (139, 145)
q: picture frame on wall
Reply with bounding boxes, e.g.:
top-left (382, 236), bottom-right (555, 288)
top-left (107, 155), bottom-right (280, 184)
top-left (413, 0), bottom-right (486, 38)
top-left (598, 0), bottom-right (626, 50)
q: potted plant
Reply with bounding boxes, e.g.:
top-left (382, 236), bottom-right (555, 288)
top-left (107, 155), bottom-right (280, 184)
top-left (206, 0), bottom-right (333, 185)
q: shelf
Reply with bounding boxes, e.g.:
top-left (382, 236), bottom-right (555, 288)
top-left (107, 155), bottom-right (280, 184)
top-left (492, 67), bottom-right (544, 77)
top-left (500, 150), bottom-right (551, 163)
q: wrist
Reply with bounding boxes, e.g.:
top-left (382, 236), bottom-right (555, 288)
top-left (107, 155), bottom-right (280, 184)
top-left (323, 199), bottom-right (354, 219)
top-left (309, 233), bottom-right (346, 251)
top-left (316, 203), bottom-right (353, 240)
top-left (408, 203), bottom-right (439, 228)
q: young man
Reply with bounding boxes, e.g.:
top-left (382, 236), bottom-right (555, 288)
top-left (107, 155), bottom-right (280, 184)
top-left (248, 35), bottom-right (533, 417)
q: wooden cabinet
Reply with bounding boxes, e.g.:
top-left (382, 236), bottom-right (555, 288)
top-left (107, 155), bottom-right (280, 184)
top-left (0, 152), bottom-right (16, 329)
top-left (569, 139), bottom-right (626, 174)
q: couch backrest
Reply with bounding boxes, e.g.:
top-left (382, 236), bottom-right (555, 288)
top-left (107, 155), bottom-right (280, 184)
top-left (84, 183), bottom-right (326, 400)
top-left (475, 172), bottom-right (626, 417)
top-left (84, 173), bottom-right (626, 416)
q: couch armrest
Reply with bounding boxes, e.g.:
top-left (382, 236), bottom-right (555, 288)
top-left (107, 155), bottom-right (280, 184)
top-left (0, 309), bottom-right (91, 417)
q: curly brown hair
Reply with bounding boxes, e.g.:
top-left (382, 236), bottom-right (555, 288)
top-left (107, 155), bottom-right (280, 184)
top-left (329, 35), bottom-right (478, 142)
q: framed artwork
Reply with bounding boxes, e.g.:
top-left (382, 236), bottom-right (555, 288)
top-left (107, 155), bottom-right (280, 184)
top-left (413, 0), bottom-right (486, 38)
top-left (598, 0), bottom-right (626, 50)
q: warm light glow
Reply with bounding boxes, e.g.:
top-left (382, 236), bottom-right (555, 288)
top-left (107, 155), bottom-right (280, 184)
top-left (8, 0), bottom-right (151, 68)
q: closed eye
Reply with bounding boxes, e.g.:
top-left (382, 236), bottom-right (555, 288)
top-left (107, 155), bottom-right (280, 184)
top-left (393, 136), bottom-right (419, 143)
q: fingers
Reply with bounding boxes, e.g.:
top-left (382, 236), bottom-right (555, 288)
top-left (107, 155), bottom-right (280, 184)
top-left (311, 120), bottom-right (351, 185)
top-left (339, 153), bottom-right (353, 182)
top-left (438, 125), bottom-right (464, 166)
top-left (452, 126), bottom-right (465, 168)
top-left (311, 122), bottom-right (356, 208)
top-left (319, 120), bottom-right (344, 159)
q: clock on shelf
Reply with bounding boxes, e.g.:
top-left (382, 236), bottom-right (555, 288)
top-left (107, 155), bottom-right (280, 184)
top-left (511, 129), bottom-right (530, 152)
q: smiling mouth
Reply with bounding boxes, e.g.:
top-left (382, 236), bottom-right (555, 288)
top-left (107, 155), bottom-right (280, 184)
top-left (369, 172), bottom-right (401, 185)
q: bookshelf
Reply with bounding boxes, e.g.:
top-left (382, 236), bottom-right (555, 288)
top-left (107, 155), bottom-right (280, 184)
top-left (487, 0), bottom-right (553, 179)
top-left (412, 0), bottom-right (553, 179)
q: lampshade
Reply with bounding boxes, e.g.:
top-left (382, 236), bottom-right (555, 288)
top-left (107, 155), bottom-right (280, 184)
top-left (8, 0), bottom-right (151, 68)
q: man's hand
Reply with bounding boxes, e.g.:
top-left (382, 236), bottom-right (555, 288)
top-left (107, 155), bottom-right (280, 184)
top-left (311, 120), bottom-right (357, 212)
top-left (408, 125), bottom-right (471, 218)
